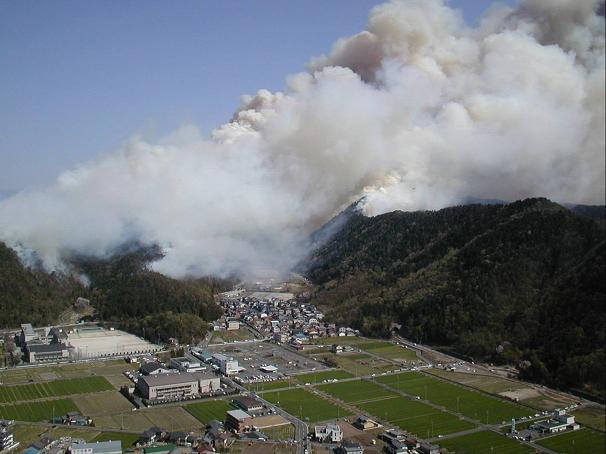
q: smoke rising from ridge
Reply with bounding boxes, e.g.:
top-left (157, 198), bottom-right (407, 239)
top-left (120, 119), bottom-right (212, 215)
top-left (0, 0), bottom-right (604, 278)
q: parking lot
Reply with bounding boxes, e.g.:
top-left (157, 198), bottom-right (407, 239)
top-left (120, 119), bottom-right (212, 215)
top-left (206, 341), bottom-right (328, 384)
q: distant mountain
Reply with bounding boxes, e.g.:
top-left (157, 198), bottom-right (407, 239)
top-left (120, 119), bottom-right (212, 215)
top-left (302, 198), bottom-right (605, 400)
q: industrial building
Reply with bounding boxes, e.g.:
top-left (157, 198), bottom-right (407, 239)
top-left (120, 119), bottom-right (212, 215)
top-left (136, 372), bottom-right (220, 401)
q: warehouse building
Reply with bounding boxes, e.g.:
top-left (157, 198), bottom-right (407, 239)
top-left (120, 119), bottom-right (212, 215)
top-left (136, 372), bottom-right (220, 401)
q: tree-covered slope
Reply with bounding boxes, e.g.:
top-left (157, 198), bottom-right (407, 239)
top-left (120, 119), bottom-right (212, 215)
top-left (303, 198), bottom-right (605, 399)
top-left (0, 242), bottom-right (227, 343)
top-left (0, 242), bottom-right (84, 327)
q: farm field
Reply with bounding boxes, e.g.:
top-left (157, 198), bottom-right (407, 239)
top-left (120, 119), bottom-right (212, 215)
top-left (358, 341), bottom-right (417, 361)
top-left (317, 379), bottom-right (396, 404)
top-left (72, 391), bottom-right (134, 416)
top-left (377, 372), bottom-right (531, 424)
top-left (358, 396), bottom-right (474, 437)
top-left (440, 430), bottom-right (534, 454)
top-left (94, 406), bottom-right (201, 432)
top-left (0, 398), bottom-right (79, 422)
top-left (536, 428), bottom-right (606, 454)
top-left (572, 406), bottom-right (606, 431)
top-left (91, 431), bottom-right (141, 447)
top-left (0, 360), bottom-right (138, 386)
top-left (185, 399), bottom-right (235, 424)
top-left (262, 388), bottom-right (352, 422)
top-left (0, 376), bottom-right (114, 403)
top-left (295, 369), bottom-right (353, 384)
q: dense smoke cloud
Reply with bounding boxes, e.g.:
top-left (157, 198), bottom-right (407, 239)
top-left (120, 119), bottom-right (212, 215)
top-left (0, 0), bottom-right (604, 277)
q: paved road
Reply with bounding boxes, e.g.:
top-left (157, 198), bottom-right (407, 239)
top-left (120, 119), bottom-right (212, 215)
top-left (223, 377), bottom-right (310, 454)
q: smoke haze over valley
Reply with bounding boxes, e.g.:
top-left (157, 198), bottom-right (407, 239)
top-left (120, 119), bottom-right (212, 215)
top-left (0, 0), bottom-right (604, 278)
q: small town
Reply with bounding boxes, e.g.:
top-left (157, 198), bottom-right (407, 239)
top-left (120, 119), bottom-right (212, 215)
top-left (0, 282), bottom-right (601, 454)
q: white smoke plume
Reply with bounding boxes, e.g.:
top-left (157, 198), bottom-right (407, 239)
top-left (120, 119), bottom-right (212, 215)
top-left (0, 0), bottom-right (604, 278)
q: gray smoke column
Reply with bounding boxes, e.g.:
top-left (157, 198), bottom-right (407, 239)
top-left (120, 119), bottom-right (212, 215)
top-left (0, 0), bottom-right (604, 278)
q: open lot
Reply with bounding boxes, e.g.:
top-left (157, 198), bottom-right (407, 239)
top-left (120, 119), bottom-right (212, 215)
top-left (262, 424), bottom-right (295, 441)
top-left (377, 372), bottom-right (531, 424)
top-left (0, 376), bottom-right (113, 403)
top-left (358, 396), bottom-right (474, 438)
top-left (294, 369), bottom-right (353, 384)
top-left (210, 328), bottom-right (257, 344)
top-left (440, 430), bottom-right (534, 454)
top-left (185, 399), bottom-right (235, 424)
top-left (0, 398), bottom-right (79, 422)
top-left (318, 379), bottom-right (396, 404)
top-left (427, 368), bottom-right (576, 411)
top-left (262, 388), bottom-right (352, 422)
top-left (10, 424), bottom-right (100, 447)
top-left (332, 353), bottom-right (399, 377)
top-left (536, 428), bottom-right (606, 454)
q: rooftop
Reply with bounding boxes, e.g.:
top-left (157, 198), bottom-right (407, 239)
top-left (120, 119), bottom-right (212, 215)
top-left (226, 409), bottom-right (252, 421)
top-left (140, 371), bottom-right (216, 387)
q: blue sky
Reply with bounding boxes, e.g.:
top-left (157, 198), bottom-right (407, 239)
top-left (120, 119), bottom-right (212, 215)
top-left (0, 0), bottom-right (515, 193)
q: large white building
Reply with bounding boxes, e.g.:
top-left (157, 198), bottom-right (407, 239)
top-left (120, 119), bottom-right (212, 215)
top-left (212, 354), bottom-right (239, 376)
top-left (136, 372), bottom-right (220, 401)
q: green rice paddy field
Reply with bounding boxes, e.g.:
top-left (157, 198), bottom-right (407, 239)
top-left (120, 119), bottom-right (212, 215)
top-left (0, 398), bottom-right (79, 422)
top-left (358, 396), bottom-right (475, 438)
top-left (317, 379), bottom-right (396, 403)
top-left (377, 372), bottom-right (532, 424)
top-left (294, 369), bottom-right (353, 384)
top-left (536, 428), bottom-right (606, 454)
top-left (0, 376), bottom-right (113, 403)
top-left (184, 399), bottom-right (235, 424)
top-left (91, 431), bottom-right (141, 447)
top-left (440, 431), bottom-right (534, 454)
top-left (262, 388), bottom-right (351, 422)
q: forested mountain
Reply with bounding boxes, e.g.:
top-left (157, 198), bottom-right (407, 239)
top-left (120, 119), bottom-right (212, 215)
top-left (0, 242), bottom-right (85, 327)
top-left (303, 198), bottom-right (605, 400)
top-left (0, 243), bottom-right (228, 343)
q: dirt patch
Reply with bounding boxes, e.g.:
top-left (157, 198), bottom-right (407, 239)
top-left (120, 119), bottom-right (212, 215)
top-left (499, 388), bottom-right (540, 401)
top-left (338, 421), bottom-right (383, 453)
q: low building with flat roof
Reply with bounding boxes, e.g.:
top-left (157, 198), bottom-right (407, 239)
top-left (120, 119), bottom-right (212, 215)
top-left (69, 440), bottom-right (122, 454)
top-left (26, 342), bottom-right (69, 363)
top-left (225, 410), bottom-right (253, 433)
top-left (136, 372), bottom-right (220, 401)
top-left (233, 396), bottom-right (264, 413)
